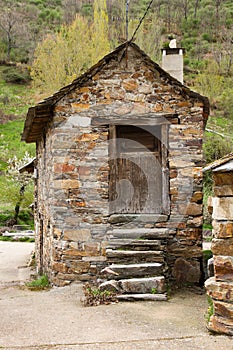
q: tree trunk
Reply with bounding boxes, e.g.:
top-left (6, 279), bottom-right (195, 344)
top-left (14, 185), bottom-right (25, 223)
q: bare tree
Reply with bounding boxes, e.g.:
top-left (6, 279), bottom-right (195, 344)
top-left (0, 1), bottom-right (30, 61)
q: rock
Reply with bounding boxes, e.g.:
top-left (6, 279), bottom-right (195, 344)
top-left (212, 197), bottom-right (233, 220)
top-left (211, 238), bottom-right (233, 256)
top-left (208, 314), bottom-right (233, 336)
top-left (212, 220), bottom-right (233, 239)
top-left (214, 255), bottom-right (233, 281)
top-left (205, 277), bottom-right (233, 302)
top-left (119, 276), bottom-right (166, 294)
top-left (213, 300), bottom-right (233, 319)
top-left (99, 280), bottom-right (121, 293)
top-left (117, 293), bottom-right (167, 301)
top-left (102, 262), bottom-right (164, 279)
top-left (172, 258), bottom-right (201, 284)
top-left (207, 257), bottom-right (214, 277)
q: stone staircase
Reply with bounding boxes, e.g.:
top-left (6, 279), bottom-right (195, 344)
top-left (99, 228), bottom-right (169, 301)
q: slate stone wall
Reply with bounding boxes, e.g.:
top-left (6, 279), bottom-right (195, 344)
top-left (205, 171), bottom-right (233, 336)
top-left (34, 46), bottom-right (205, 286)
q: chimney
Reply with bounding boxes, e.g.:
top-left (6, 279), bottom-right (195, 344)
top-left (161, 42), bottom-right (185, 84)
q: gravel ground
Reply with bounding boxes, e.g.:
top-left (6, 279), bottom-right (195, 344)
top-left (0, 241), bottom-right (232, 350)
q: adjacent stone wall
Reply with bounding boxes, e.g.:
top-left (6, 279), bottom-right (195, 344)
top-left (205, 170), bottom-right (233, 335)
top-left (35, 45), bottom-right (205, 286)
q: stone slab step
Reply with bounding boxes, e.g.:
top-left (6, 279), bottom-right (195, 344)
top-left (106, 239), bottom-right (164, 251)
top-left (101, 262), bottom-right (164, 279)
top-left (106, 228), bottom-right (170, 240)
top-left (99, 276), bottom-right (166, 294)
top-left (117, 293), bottom-right (167, 301)
top-left (108, 214), bottom-right (168, 224)
top-left (106, 249), bottom-right (165, 263)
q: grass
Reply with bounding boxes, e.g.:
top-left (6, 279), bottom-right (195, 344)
top-left (206, 295), bottom-right (214, 323)
top-left (0, 236), bottom-right (34, 242)
top-left (0, 66), bottom-right (35, 116)
top-left (0, 66), bottom-right (36, 225)
top-left (26, 274), bottom-right (50, 290)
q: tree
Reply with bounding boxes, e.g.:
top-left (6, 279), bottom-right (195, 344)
top-left (6, 152), bottom-right (34, 225)
top-left (91, 0), bottom-right (111, 63)
top-left (31, 15), bottom-right (92, 93)
top-left (0, 2), bottom-right (29, 61)
top-left (31, 0), bottom-right (111, 94)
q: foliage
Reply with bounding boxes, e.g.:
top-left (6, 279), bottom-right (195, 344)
top-left (206, 295), bottom-right (214, 323)
top-left (26, 274), bottom-right (50, 290)
top-left (0, 235), bottom-right (34, 242)
top-left (203, 132), bottom-right (232, 164)
top-left (203, 250), bottom-right (213, 262)
top-left (2, 66), bottom-right (31, 84)
top-left (0, 209), bottom-right (34, 228)
top-left (82, 283), bottom-right (118, 307)
top-left (31, 0), bottom-right (111, 94)
top-left (4, 152), bottom-right (34, 224)
top-left (91, 0), bottom-right (110, 62)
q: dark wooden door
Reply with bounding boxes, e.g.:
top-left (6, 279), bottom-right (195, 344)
top-left (109, 126), bottom-right (162, 214)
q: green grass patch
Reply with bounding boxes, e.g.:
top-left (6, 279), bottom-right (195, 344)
top-left (0, 236), bottom-right (34, 242)
top-left (203, 223), bottom-right (212, 230)
top-left (26, 274), bottom-right (50, 290)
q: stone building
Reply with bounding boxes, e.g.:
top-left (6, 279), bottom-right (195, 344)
top-left (204, 153), bottom-right (233, 335)
top-left (22, 42), bottom-right (209, 297)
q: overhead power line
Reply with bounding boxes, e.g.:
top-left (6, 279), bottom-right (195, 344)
top-left (130, 0), bottom-right (155, 42)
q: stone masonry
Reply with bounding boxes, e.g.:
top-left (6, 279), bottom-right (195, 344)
top-left (204, 154), bottom-right (233, 335)
top-left (22, 42), bottom-right (209, 290)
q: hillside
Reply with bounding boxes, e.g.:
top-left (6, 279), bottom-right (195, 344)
top-left (0, 0), bottom-right (232, 227)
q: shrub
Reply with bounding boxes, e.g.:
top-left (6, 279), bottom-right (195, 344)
top-left (82, 283), bottom-right (118, 306)
top-left (2, 66), bottom-right (31, 84)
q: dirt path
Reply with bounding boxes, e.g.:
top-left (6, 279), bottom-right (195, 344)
top-left (0, 241), bottom-right (34, 284)
top-left (0, 242), bottom-right (232, 350)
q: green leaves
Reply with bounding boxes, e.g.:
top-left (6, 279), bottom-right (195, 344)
top-left (31, 0), bottom-right (111, 95)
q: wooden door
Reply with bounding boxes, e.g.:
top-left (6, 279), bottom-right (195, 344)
top-left (109, 125), bottom-right (163, 214)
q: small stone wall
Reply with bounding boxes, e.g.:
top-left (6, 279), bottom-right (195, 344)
top-left (205, 171), bottom-right (233, 336)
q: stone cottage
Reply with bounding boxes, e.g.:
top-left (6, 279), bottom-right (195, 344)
top-left (204, 153), bottom-right (233, 335)
top-left (22, 42), bottom-right (209, 297)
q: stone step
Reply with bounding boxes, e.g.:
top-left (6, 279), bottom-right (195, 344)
top-left (101, 262), bottom-right (165, 279)
top-left (99, 276), bottom-right (166, 294)
top-left (106, 239), bottom-right (165, 251)
top-left (117, 293), bottom-right (167, 301)
top-left (106, 228), bottom-right (170, 240)
top-left (106, 249), bottom-right (165, 263)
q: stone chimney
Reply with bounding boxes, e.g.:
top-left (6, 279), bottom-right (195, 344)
top-left (162, 43), bottom-right (185, 84)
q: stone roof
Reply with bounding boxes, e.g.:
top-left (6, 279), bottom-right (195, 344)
top-left (22, 41), bottom-right (210, 143)
top-left (203, 153), bottom-right (233, 172)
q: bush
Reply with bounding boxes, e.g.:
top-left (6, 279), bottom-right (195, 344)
top-left (204, 133), bottom-right (232, 164)
top-left (2, 66), bottom-right (31, 84)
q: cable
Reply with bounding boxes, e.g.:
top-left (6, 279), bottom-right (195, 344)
top-left (130, 0), bottom-right (155, 42)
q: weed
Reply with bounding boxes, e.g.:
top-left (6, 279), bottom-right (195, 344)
top-left (206, 295), bottom-right (214, 322)
top-left (82, 283), bottom-right (118, 307)
top-left (151, 287), bottom-right (158, 294)
top-left (26, 274), bottom-right (50, 291)
top-left (203, 250), bottom-right (213, 262)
